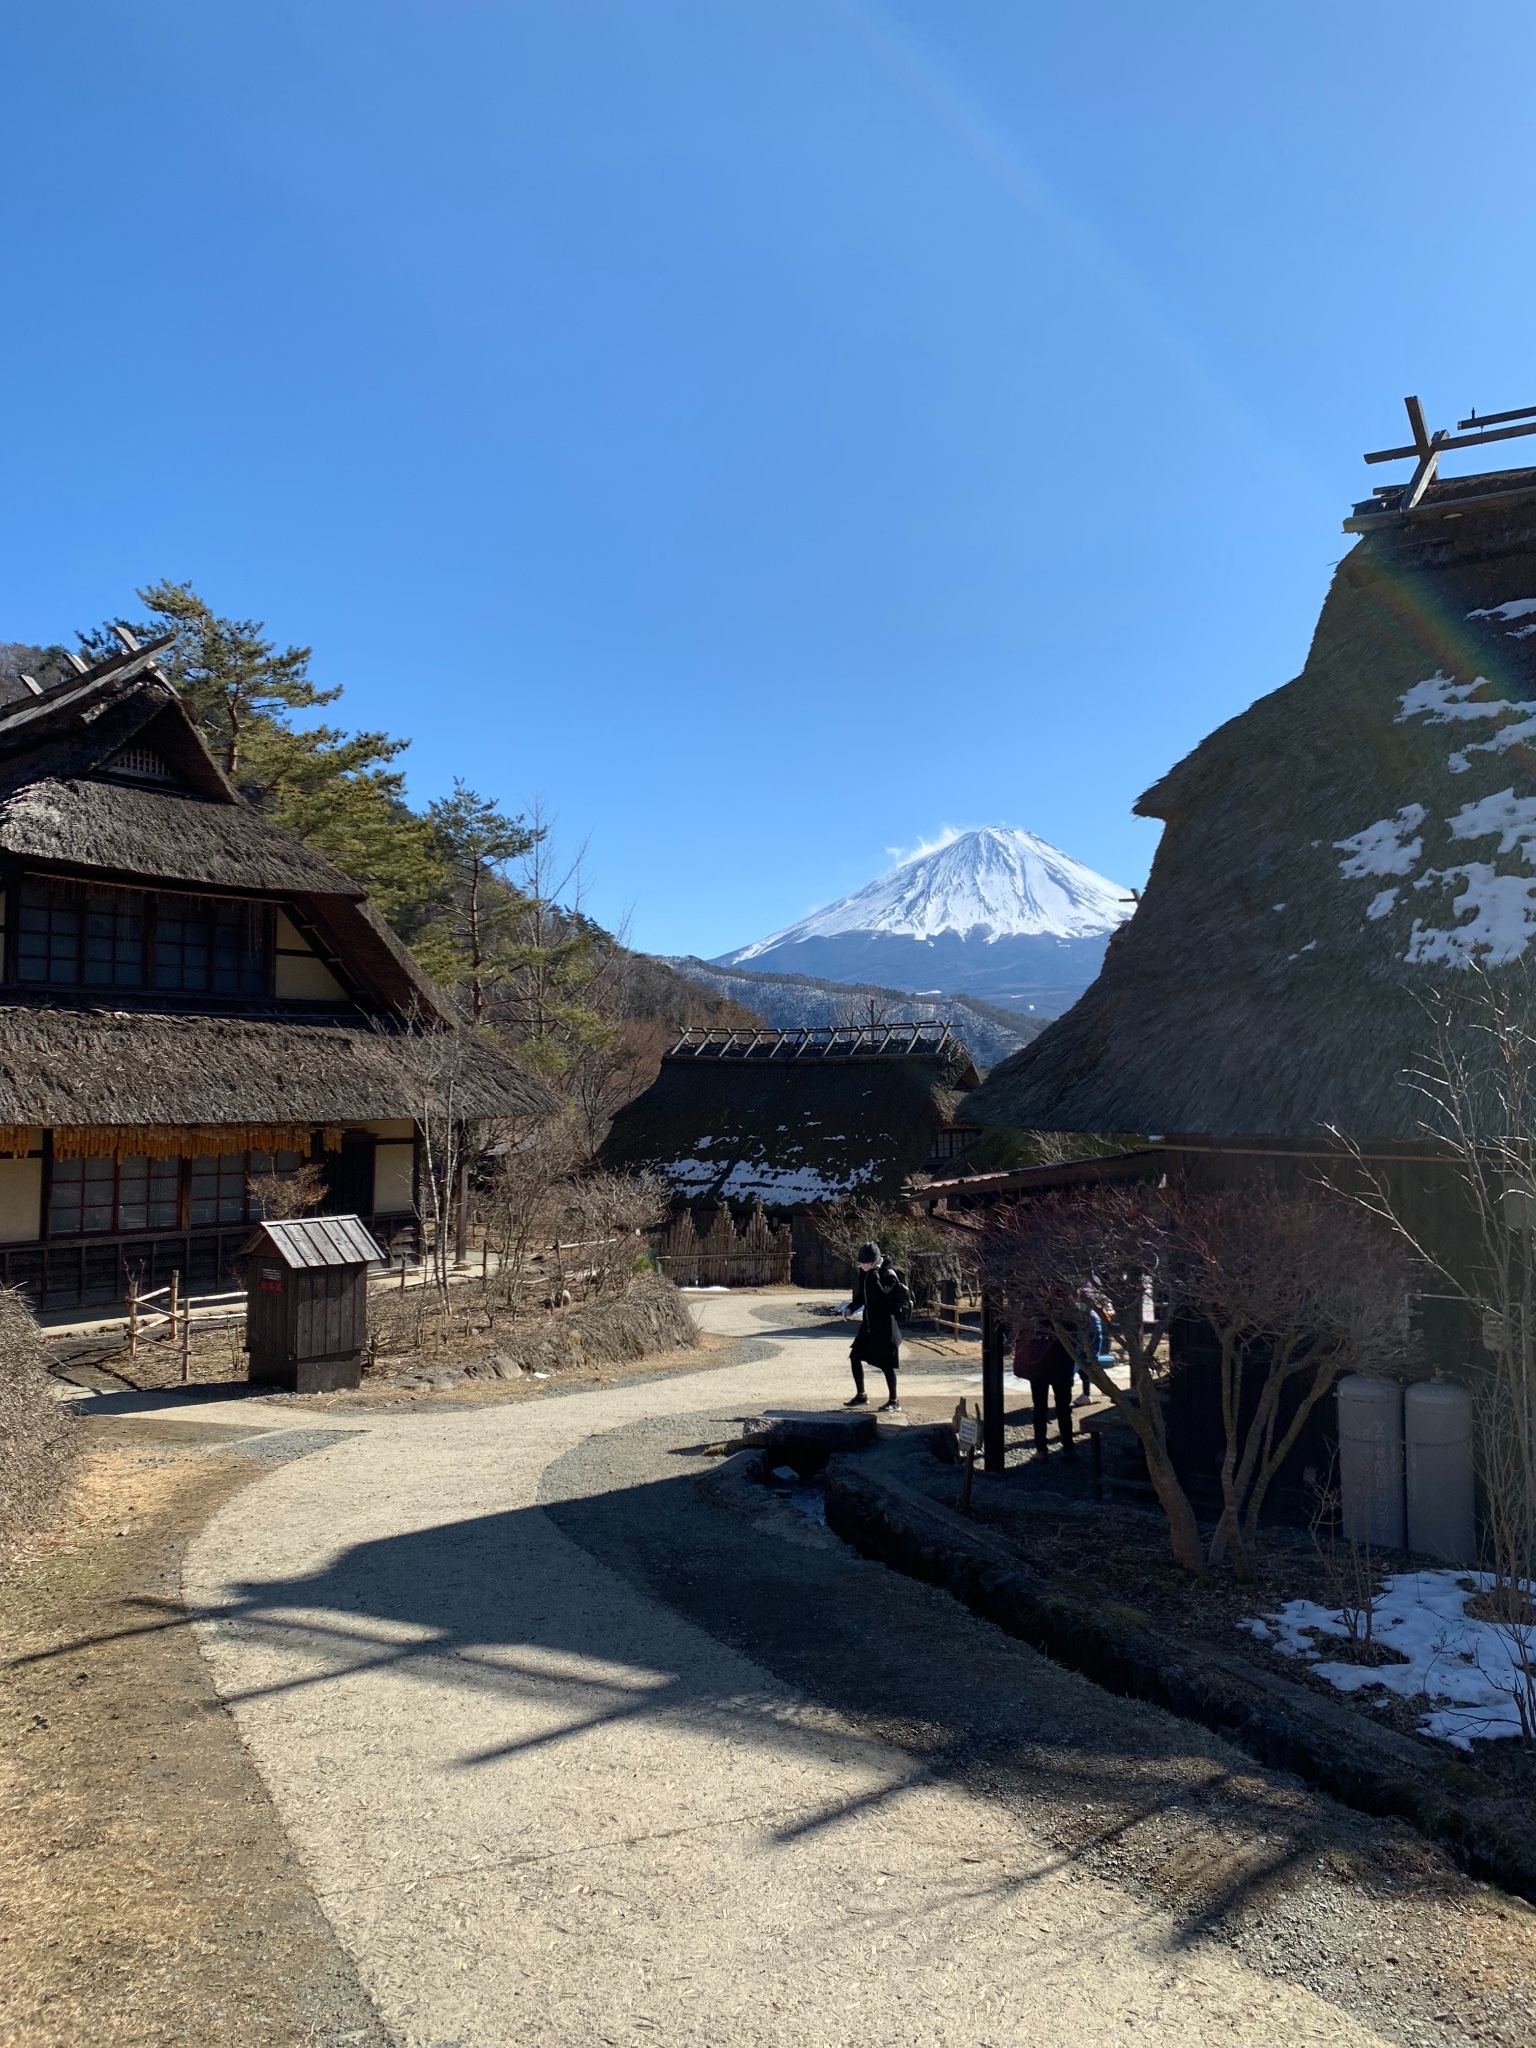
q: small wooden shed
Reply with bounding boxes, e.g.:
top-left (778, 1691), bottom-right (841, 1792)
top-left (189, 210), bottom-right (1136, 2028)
top-left (242, 1214), bottom-right (383, 1393)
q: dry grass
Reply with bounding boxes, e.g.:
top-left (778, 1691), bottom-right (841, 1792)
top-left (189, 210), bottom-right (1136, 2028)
top-left (0, 1433), bottom-right (387, 2046)
top-left (0, 1286), bottom-right (74, 1564)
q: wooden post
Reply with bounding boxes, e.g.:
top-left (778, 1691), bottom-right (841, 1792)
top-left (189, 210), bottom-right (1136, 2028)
top-left (127, 1273), bottom-right (139, 1361)
top-left (454, 1149), bottom-right (470, 1270)
top-left (954, 1399), bottom-right (980, 1514)
top-left (981, 1287), bottom-right (1007, 1475)
top-left (180, 1292), bottom-right (191, 1384)
top-left (168, 1270), bottom-right (180, 1346)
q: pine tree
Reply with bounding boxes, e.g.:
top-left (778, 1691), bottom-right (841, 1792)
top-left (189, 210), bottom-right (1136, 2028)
top-left (418, 783), bottom-right (540, 1022)
top-left (87, 583), bottom-right (447, 923)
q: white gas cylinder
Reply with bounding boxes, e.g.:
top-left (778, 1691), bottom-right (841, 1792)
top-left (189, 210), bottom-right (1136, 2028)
top-left (1405, 1380), bottom-right (1475, 1566)
top-left (1337, 1374), bottom-right (1404, 1549)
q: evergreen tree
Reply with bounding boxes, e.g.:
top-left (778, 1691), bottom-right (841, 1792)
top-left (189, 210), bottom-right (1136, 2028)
top-left (418, 783), bottom-right (539, 1021)
top-left (83, 582), bottom-right (446, 923)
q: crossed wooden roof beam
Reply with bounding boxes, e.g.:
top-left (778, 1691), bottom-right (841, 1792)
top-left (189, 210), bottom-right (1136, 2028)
top-left (1365, 395), bottom-right (1536, 513)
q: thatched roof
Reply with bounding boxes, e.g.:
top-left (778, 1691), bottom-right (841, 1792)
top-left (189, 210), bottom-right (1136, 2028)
top-left (0, 640), bottom-right (227, 797)
top-left (0, 777), bottom-right (359, 895)
top-left (603, 1027), bottom-right (979, 1206)
top-left (970, 471), bottom-right (1536, 1142)
top-left (0, 1001), bottom-right (548, 1127)
top-left (0, 635), bottom-right (467, 1025)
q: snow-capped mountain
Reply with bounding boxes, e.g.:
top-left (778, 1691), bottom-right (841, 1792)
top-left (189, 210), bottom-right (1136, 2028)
top-left (713, 827), bottom-right (1134, 1016)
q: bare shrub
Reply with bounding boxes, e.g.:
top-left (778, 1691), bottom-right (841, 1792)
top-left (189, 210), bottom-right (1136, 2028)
top-left (481, 1114), bottom-right (582, 1312)
top-left (563, 1171), bottom-right (670, 1297)
top-left (247, 1160), bottom-right (327, 1220)
top-left (1307, 1464), bottom-right (1387, 1662)
top-left (981, 1183), bottom-right (1204, 1569)
top-left (1336, 970), bottom-right (1536, 1736)
top-left (981, 1181), bottom-right (1411, 1576)
top-left (1182, 1186), bottom-right (1415, 1579)
top-left (812, 1198), bottom-right (974, 1299)
top-left (0, 1288), bottom-right (73, 1558)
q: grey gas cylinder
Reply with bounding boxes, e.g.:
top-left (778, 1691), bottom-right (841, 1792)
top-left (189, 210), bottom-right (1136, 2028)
top-left (1405, 1380), bottom-right (1475, 1565)
top-left (1337, 1374), bottom-right (1404, 1549)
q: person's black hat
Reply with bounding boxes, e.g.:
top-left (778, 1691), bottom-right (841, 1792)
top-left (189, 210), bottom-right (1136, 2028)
top-left (857, 1242), bottom-right (881, 1265)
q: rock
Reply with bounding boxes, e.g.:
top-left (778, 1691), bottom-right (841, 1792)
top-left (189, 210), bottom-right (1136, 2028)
top-left (743, 1410), bottom-right (878, 1454)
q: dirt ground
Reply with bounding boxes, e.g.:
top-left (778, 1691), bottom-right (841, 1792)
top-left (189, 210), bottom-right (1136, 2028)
top-left (1, 1319), bottom-right (750, 2045)
top-left (0, 1423), bottom-right (389, 2048)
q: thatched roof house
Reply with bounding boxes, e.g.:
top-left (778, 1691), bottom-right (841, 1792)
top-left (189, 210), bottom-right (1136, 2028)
top-left (970, 456), bottom-right (1536, 1146)
top-left (603, 1023), bottom-right (981, 1208)
top-left (0, 631), bottom-right (547, 1309)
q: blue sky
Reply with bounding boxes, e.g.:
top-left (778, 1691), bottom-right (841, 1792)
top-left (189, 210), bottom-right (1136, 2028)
top-left (3, 3), bottom-right (1534, 957)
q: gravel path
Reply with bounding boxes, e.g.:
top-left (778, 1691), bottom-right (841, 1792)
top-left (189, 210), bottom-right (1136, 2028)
top-left (176, 1293), bottom-right (1533, 2047)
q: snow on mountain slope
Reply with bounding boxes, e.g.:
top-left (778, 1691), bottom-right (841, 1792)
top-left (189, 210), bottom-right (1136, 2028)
top-left (711, 828), bottom-right (1134, 1016)
top-left (722, 829), bottom-right (1131, 956)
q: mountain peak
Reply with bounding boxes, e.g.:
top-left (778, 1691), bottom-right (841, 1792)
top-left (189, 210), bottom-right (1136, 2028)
top-left (722, 827), bottom-right (1132, 959)
top-left (709, 827), bottom-right (1133, 1015)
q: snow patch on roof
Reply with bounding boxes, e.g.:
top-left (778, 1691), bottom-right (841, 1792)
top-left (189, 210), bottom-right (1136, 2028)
top-left (1408, 864), bottom-right (1536, 967)
top-left (1447, 788), bottom-right (1536, 862)
top-left (1397, 673), bottom-right (1510, 724)
top-left (1334, 805), bottom-right (1425, 878)
top-left (658, 1157), bottom-right (877, 1204)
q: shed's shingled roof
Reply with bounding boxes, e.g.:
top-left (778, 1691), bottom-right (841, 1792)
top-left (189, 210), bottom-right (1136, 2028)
top-left (968, 480), bottom-right (1536, 1142)
top-left (242, 1215), bottom-right (385, 1268)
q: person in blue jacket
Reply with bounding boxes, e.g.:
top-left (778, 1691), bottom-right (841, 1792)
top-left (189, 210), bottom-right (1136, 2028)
top-left (1075, 1285), bottom-right (1115, 1403)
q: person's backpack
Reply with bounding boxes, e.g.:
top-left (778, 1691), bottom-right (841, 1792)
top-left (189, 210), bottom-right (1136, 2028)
top-left (885, 1263), bottom-right (913, 1320)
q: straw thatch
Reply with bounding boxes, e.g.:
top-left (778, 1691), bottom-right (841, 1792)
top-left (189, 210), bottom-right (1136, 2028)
top-left (970, 479), bottom-right (1536, 1140)
top-left (0, 777), bottom-right (359, 895)
top-left (0, 638), bottom-right (552, 1139)
top-left (0, 1004), bottom-right (546, 1128)
top-left (603, 1027), bottom-right (980, 1206)
top-left (0, 642), bottom-right (472, 1026)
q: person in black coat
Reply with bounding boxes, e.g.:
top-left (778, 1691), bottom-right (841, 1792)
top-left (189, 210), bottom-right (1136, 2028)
top-left (844, 1241), bottom-right (904, 1411)
top-left (1013, 1319), bottom-right (1079, 1460)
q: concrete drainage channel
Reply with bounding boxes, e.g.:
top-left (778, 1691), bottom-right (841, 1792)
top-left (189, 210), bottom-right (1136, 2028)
top-left (731, 1417), bottom-right (1536, 1906)
top-left (697, 1407), bottom-right (877, 1542)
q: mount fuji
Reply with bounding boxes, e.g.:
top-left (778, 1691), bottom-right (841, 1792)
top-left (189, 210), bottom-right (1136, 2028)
top-left (711, 827), bottom-right (1134, 1016)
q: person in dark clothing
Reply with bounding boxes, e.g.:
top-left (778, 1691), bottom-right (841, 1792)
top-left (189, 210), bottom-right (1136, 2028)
top-left (844, 1241), bottom-right (905, 1411)
top-left (1012, 1320), bottom-right (1078, 1459)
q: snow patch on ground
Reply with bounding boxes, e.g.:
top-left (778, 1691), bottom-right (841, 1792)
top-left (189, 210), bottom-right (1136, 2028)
top-left (1335, 805), bottom-right (1426, 878)
top-left (1366, 889), bottom-right (1398, 920)
top-left (1468, 599), bottom-right (1536, 623)
top-left (1245, 1570), bottom-right (1536, 1748)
